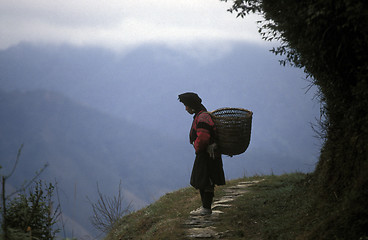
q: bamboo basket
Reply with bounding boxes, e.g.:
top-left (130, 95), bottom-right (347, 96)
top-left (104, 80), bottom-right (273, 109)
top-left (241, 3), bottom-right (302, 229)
top-left (210, 108), bottom-right (253, 156)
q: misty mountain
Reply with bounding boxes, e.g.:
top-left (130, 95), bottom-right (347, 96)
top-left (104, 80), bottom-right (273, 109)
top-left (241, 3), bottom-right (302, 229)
top-left (0, 42), bottom-right (321, 161)
top-left (0, 42), bottom-right (321, 238)
top-left (0, 42), bottom-right (319, 141)
top-left (0, 88), bottom-right (193, 237)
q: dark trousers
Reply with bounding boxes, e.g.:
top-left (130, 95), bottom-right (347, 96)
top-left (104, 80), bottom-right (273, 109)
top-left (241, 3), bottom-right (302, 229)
top-left (199, 187), bottom-right (214, 209)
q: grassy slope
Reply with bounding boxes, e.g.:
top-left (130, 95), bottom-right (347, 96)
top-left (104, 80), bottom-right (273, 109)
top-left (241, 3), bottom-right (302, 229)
top-left (104, 173), bottom-right (328, 240)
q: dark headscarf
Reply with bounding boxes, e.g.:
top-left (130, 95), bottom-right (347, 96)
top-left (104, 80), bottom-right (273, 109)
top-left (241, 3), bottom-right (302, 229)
top-left (178, 92), bottom-right (207, 112)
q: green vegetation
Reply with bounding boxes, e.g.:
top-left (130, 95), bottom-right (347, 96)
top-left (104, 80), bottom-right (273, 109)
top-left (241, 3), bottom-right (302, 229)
top-left (1, 146), bottom-right (60, 240)
top-left (220, 0), bottom-right (368, 238)
top-left (3, 181), bottom-right (60, 240)
top-left (104, 185), bottom-right (200, 240)
top-left (105, 173), bottom-right (340, 240)
top-left (107, 1), bottom-right (368, 238)
top-left (2, 0), bottom-right (367, 238)
top-left (217, 174), bottom-right (311, 239)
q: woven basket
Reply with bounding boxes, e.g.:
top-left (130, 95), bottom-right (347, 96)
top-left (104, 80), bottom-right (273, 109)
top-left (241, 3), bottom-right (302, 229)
top-left (210, 108), bottom-right (253, 156)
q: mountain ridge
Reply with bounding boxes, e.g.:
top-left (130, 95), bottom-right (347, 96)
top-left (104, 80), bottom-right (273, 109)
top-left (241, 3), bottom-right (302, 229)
top-left (0, 42), bottom-right (320, 238)
top-left (0, 88), bottom-right (193, 237)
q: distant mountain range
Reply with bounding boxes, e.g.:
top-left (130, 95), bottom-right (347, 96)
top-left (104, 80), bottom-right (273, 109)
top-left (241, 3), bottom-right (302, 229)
top-left (0, 42), bottom-right (321, 238)
top-left (0, 88), bottom-right (193, 237)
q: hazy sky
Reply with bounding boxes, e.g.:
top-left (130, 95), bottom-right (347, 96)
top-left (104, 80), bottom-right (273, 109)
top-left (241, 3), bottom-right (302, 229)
top-left (0, 0), bottom-right (265, 52)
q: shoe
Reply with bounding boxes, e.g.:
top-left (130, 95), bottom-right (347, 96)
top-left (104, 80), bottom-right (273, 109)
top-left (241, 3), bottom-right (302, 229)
top-left (190, 207), bottom-right (212, 216)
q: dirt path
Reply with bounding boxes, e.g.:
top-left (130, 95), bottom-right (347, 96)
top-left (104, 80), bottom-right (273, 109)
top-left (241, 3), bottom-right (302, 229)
top-left (182, 180), bottom-right (264, 239)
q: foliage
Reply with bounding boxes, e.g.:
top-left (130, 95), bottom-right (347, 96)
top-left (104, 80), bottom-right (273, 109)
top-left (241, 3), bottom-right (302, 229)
top-left (105, 174), bottom-right (340, 240)
top-left (4, 180), bottom-right (60, 240)
top-left (89, 181), bottom-right (131, 234)
top-left (216, 173), bottom-right (313, 239)
top-left (221, 0), bottom-right (368, 238)
top-left (104, 184), bottom-right (202, 240)
top-left (1, 146), bottom-right (60, 240)
top-left (1, 228), bottom-right (30, 240)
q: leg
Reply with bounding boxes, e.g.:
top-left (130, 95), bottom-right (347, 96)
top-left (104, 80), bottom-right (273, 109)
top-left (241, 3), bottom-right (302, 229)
top-left (190, 188), bottom-right (213, 216)
top-left (202, 185), bottom-right (214, 209)
top-left (200, 189), bottom-right (205, 204)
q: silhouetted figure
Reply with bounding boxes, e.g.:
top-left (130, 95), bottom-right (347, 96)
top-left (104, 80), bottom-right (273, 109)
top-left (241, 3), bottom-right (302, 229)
top-left (178, 92), bottom-right (225, 215)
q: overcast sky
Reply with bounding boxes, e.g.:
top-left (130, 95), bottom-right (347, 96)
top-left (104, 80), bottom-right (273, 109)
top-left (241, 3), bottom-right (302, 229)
top-left (0, 0), bottom-right (266, 53)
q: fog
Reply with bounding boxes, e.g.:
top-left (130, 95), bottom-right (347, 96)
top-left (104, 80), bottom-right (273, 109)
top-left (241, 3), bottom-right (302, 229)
top-left (0, 1), bottom-right (322, 238)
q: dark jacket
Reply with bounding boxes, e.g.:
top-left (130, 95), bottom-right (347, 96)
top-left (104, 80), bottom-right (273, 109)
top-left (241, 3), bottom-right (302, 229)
top-left (189, 111), bottom-right (226, 189)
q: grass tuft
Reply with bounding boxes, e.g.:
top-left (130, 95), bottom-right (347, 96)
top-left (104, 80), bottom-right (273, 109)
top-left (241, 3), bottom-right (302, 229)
top-left (104, 172), bottom-right (365, 240)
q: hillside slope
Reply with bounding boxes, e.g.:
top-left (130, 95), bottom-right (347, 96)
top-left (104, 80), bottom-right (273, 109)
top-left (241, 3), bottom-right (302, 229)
top-left (105, 173), bottom-right (329, 240)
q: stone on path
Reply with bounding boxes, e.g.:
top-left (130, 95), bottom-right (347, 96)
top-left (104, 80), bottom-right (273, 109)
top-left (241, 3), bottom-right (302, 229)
top-left (187, 227), bottom-right (218, 238)
top-left (183, 180), bottom-right (264, 239)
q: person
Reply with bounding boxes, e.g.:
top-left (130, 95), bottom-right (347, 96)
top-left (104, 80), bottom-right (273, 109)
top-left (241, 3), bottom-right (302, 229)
top-left (178, 92), bottom-right (226, 216)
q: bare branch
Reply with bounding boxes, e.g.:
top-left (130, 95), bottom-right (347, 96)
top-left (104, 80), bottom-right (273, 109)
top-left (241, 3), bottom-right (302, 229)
top-left (5, 144), bottom-right (24, 179)
top-left (88, 180), bottom-right (132, 233)
top-left (6, 163), bottom-right (49, 200)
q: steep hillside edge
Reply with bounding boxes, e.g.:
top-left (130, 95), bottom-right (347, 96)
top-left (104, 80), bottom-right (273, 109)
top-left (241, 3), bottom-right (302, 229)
top-left (106, 173), bottom-right (333, 240)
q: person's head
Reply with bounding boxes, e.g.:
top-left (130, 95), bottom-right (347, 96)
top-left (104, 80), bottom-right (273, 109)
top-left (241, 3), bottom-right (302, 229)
top-left (178, 92), bottom-right (206, 114)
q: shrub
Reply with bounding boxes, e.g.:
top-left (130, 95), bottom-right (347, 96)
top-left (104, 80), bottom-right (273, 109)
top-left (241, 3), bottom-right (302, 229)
top-left (4, 180), bottom-right (60, 240)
